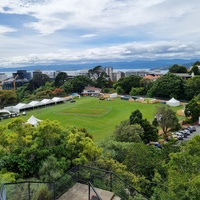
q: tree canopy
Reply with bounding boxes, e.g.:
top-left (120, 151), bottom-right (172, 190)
top-left (147, 73), bottom-right (185, 99)
top-left (168, 64), bottom-right (188, 73)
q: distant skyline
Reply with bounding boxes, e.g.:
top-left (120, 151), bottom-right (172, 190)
top-left (0, 0), bottom-right (200, 68)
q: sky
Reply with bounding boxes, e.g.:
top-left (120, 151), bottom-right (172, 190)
top-left (0, 0), bottom-right (200, 68)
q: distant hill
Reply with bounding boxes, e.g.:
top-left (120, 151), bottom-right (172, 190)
top-left (0, 59), bottom-right (198, 72)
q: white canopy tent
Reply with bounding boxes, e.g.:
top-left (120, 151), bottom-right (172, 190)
top-left (166, 97), bottom-right (180, 107)
top-left (52, 97), bottom-right (65, 104)
top-left (26, 115), bottom-right (42, 127)
top-left (28, 101), bottom-right (44, 108)
top-left (0, 109), bottom-right (11, 114)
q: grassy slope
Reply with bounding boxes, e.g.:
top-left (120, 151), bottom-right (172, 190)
top-left (0, 97), bottom-right (183, 141)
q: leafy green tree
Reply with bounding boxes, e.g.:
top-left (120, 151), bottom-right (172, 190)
top-left (61, 81), bottom-right (73, 94)
top-left (130, 87), bottom-right (145, 96)
top-left (184, 76), bottom-right (200, 100)
top-left (0, 90), bottom-right (17, 109)
top-left (55, 72), bottom-right (68, 87)
top-left (114, 75), bottom-right (142, 94)
top-left (114, 120), bottom-right (144, 142)
top-left (71, 75), bottom-right (93, 93)
top-left (140, 78), bottom-right (153, 94)
top-left (155, 106), bottom-right (180, 136)
top-left (147, 73), bottom-right (185, 99)
top-left (129, 109), bottom-right (143, 125)
top-left (169, 64), bottom-right (188, 73)
top-left (190, 63), bottom-right (200, 75)
top-left (116, 86), bottom-right (123, 94)
top-left (185, 94), bottom-right (200, 122)
top-left (130, 109), bottom-right (158, 143)
top-left (61, 75), bottom-right (93, 94)
top-left (0, 119), bottom-right (102, 179)
top-left (88, 65), bottom-right (104, 80)
top-left (28, 74), bottom-right (51, 90)
top-left (157, 135), bottom-right (200, 200)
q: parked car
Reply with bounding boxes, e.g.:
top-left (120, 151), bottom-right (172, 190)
top-left (70, 99), bottom-right (76, 103)
top-left (189, 126), bottom-right (196, 132)
top-left (178, 130), bottom-right (188, 138)
top-left (1, 114), bottom-right (9, 119)
top-left (184, 126), bottom-right (193, 133)
top-left (172, 132), bottom-right (184, 140)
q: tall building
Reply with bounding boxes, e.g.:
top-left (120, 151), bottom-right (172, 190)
top-left (33, 69), bottom-right (42, 77)
top-left (105, 66), bottom-right (113, 78)
top-left (0, 73), bottom-right (7, 81)
top-left (111, 71), bottom-right (125, 81)
top-left (13, 70), bottom-right (32, 81)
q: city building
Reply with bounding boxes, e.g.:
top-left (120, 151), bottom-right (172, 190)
top-left (0, 73), bottom-right (7, 81)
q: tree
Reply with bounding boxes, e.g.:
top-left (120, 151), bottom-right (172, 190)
top-left (156, 135), bottom-right (200, 200)
top-left (155, 106), bottom-right (180, 135)
top-left (169, 64), bottom-right (188, 73)
top-left (190, 62), bottom-right (200, 75)
top-left (28, 74), bottom-right (51, 90)
top-left (71, 75), bottom-right (93, 93)
top-left (184, 76), bottom-right (200, 100)
top-left (147, 73), bottom-right (185, 99)
top-left (184, 94), bottom-right (200, 122)
top-left (114, 75), bottom-right (142, 94)
top-left (130, 109), bottom-right (158, 143)
top-left (114, 120), bottom-right (144, 142)
top-left (140, 78), bottom-right (153, 94)
top-left (55, 72), bottom-right (68, 87)
top-left (0, 90), bottom-right (17, 109)
top-left (0, 119), bottom-right (102, 179)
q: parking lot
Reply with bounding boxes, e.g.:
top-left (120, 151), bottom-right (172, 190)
top-left (183, 125), bottom-right (200, 141)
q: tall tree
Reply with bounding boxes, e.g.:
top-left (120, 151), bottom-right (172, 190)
top-left (130, 109), bottom-right (158, 143)
top-left (114, 120), bottom-right (144, 142)
top-left (55, 72), bottom-right (68, 87)
top-left (155, 106), bottom-right (180, 135)
top-left (0, 90), bottom-right (17, 109)
top-left (169, 64), bottom-right (188, 73)
top-left (184, 76), bottom-right (200, 100)
top-left (114, 75), bottom-right (142, 94)
top-left (147, 73), bottom-right (185, 99)
top-left (184, 93), bottom-right (200, 122)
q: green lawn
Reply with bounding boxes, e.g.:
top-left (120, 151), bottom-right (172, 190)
top-left (0, 97), bottom-right (184, 141)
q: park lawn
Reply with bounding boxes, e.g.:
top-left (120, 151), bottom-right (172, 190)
top-left (0, 97), bottom-right (184, 141)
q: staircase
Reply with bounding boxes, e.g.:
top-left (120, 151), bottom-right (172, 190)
top-left (58, 183), bottom-right (120, 200)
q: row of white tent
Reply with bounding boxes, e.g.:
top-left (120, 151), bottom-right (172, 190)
top-left (4, 97), bottom-right (69, 113)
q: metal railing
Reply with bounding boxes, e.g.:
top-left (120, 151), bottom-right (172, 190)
top-left (88, 182), bottom-right (102, 200)
top-left (0, 165), bottom-right (148, 200)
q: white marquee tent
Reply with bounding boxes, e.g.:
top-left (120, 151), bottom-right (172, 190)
top-left (166, 97), bottom-right (180, 107)
top-left (26, 115), bottom-right (42, 126)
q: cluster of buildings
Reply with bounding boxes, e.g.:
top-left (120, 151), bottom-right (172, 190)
top-left (0, 67), bottom-right (166, 90)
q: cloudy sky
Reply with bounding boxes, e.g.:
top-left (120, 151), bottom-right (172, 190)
top-left (0, 0), bottom-right (199, 67)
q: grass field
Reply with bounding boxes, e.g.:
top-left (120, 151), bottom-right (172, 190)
top-left (0, 97), bottom-right (184, 141)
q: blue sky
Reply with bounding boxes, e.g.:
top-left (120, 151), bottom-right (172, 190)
top-left (0, 0), bottom-right (199, 67)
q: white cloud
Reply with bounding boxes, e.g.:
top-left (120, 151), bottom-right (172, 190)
top-left (0, 25), bottom-right (16, 34)
top-left (0, 0), bottom-right (200, 66)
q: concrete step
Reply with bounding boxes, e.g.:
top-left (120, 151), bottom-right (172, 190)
top-left (58, 182), bottom-right (115, 200)
top-left (111, 196), bottom-right (121, 200)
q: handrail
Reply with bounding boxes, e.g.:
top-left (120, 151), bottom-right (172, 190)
top-left (0, 184), bottom-right (5, 200)
top-left (111, 172), bottom-right (149, 199)
top-left (0, 165), bottom-right (149, 200)
top-left (88, 181), bottom-right (102, 200)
